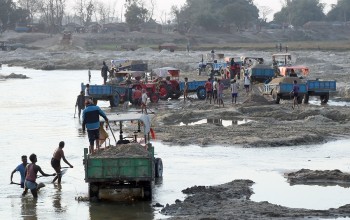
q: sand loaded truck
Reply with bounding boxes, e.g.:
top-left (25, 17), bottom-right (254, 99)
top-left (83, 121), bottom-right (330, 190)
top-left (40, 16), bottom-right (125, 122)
top-left (83, 113), bottom-right (163, 201)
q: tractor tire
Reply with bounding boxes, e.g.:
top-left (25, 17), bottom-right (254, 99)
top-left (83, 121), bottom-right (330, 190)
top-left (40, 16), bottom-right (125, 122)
top-left (196, 86), bottom-right (206, 100)
top-left (155, 158), bottom-right (163, 178)
top-left (109, 92), bottom-right (120, 107)
top-left (150, 93), bottom-right (159, 103)
top-left (303, 94), bottom-right (309, 104)
top-left (170, 90), bottom-right (182, 100)
top-left (159, 85), bottom-right (170, 100)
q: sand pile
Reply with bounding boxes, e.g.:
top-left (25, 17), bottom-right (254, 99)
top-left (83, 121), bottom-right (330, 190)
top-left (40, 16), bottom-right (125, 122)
top-left (242, 93), bottom-right (270, 104)
top-left (91, 143), bottom-right (149, 158)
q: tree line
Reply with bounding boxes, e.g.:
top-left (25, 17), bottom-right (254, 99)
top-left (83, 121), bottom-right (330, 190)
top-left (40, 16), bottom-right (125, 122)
top-left (0, 0), bottom-right (349, 33)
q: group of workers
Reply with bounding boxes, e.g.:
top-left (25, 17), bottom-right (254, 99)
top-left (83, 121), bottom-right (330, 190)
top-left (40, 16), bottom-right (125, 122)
top-left (10, 141), bottom-right (74, 198)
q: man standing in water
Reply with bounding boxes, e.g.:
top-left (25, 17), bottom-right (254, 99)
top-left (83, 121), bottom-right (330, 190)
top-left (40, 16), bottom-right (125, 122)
top-left (82, 99), bottom-right (109, 154)
top-left (75, 91), bottom-right (85, 119)
top-left (10, 155), bottom-right (28, 188)
top-left (51, 141), bottom-right (73, 184)
top-left (23, 154), bottom-right (55, 198)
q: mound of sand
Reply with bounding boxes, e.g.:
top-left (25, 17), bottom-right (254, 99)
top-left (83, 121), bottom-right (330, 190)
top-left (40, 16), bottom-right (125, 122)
top-left (242, 93), bottom-right (270, 104)
top-left (91, 143), bottom-right (149, 158)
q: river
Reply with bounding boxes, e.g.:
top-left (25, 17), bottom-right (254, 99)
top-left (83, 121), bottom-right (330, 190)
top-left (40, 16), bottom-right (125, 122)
top-left (1, 65), bottom-right (350, 219)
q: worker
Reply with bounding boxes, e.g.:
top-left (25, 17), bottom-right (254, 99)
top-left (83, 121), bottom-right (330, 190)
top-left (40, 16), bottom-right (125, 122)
top-left (141, 89), bottom-right (148, 114)
top-left (51, 141), bottom-right (74, 184)
top-left (291, 80), bottom-right (300, 109)
top-left (101, 61), bottom-right (109, 85)
top-left (210, 49), bottom-right (215, 61)
top-left (10, 155), bottom-right (28, 188)
top-left (22, 154), bottom-right (56, 198)
top-left (82, 99), bottom-right (109, 154)
top-left (184, 77), bottom-right (189, 102)
top-left (75, 91), bottom-right (85, 119)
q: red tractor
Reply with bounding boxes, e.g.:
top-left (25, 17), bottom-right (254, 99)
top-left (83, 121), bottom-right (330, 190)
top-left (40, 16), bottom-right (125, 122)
top-left (151, 67), bottom-right (182, 100)
top-left (108, 70), bottom-right (160, 104)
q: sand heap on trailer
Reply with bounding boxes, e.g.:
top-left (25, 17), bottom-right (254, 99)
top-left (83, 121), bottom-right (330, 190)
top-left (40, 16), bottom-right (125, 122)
top-left (91, 143), bottom-right (149, 158)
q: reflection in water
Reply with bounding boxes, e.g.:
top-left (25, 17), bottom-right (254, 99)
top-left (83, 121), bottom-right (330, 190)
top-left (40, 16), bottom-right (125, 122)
top-left (89, 201), bottom-right (154, 220)
top-left (21, 197), bottom-right (38, 220)
top-left (179, 118), bottom-right (253, 127)
top-left (53, 184), bottom-right (67, 213)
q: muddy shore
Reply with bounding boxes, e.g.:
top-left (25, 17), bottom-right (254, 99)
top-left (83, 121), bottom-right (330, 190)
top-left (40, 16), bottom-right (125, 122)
top-left (161, 176), bottom-right (350, 220)
top-left (2, 32), bottom-right (350, 219)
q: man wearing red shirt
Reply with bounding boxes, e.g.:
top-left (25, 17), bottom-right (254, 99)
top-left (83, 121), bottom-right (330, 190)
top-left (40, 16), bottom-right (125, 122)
top-left (204, 78), bottom-right (213, 104)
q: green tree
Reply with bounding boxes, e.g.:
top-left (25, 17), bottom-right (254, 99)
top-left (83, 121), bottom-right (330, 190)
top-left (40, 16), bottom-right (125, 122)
top-left (125, 0), bottom-right (149, 31)
top-left (171, 0), bottom-right (259, 33)
top-left (273, 0), bottom-right (325, 27)
top-left (0, 0), bottom-right (15, 28)
top-left (327, 0), bottom-right (350, 22)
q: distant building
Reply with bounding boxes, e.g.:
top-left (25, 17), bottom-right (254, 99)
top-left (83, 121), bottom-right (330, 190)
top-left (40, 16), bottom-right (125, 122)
top-left (140, 20), bottom-right (162, 34)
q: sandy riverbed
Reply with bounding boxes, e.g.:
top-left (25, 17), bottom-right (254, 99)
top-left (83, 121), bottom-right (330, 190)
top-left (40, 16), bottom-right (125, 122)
top-left (2, 36), bottom-right (350, 219)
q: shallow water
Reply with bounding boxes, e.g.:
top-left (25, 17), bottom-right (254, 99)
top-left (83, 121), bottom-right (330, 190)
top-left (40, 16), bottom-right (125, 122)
top-left (1, 65), bottom-right (350, 219)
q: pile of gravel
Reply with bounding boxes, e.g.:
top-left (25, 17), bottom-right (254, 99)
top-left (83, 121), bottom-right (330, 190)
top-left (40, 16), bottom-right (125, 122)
top-left (91, 143), bottom-right (150, 158)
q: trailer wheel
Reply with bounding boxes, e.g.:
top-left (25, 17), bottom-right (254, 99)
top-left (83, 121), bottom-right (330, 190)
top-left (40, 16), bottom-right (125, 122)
top-left (89, 183), bottom-right (99, 201)
top-left (303, 94), bottom-right (309, 104)
top-left (109, 92), bottom-right (120, 107)
top-left (276, 96), bottom-right (280, 104)
top-left (196, 86), bottom-right (206, 100)
top-left (150, 93), bottom-right (159, 103)
top-left (159, 85), bottom-right (170, 100)
top-left (155, 158), bottom-right (163, 178)
top-left (321, 94), bottom-right (329, 104)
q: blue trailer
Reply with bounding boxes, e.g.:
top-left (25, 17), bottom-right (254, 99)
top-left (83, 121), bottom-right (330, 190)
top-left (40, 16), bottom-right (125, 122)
top-left (304, 80), bottom-right (336, 104)
top-left (81, 83), bottom-right (130, 107)
top-left (248, 64), bottom-right (275, 83)
top-left (179, 79), bottom-right (231, 100)
top-left (264, 78), bottom-right (307, 104)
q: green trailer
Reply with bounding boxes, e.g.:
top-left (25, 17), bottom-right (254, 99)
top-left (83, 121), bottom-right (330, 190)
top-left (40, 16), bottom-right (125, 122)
top-left (83, 113), bottom-right (163, 201)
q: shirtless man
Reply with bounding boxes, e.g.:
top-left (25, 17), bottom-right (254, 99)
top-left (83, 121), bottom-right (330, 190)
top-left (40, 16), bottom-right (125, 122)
top-left (23, 154), bottom-right (55, 198)
top-left (51, 141), bottom-right (73, 184)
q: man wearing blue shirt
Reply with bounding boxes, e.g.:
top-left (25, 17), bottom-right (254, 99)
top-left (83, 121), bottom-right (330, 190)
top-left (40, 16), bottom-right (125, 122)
top-left (82, 99), bottom-right (109, 154)
top-left (10, 155), bottom-right (28, 188)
